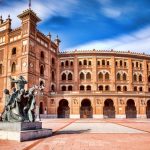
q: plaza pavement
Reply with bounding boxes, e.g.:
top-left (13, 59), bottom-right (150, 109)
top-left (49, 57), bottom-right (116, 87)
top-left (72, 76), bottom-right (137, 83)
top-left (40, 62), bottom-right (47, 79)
top-left (0, 118), bottom-right (150, 150)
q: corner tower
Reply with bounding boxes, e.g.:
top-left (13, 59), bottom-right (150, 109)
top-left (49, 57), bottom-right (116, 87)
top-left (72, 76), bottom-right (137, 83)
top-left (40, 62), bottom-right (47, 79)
top-left (18, 9), bottom-right (41, 36)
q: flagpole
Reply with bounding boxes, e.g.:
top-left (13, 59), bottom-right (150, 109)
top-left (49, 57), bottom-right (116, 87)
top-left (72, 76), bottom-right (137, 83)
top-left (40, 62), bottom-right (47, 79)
top-left (29, 0), bottom-right (31, 9)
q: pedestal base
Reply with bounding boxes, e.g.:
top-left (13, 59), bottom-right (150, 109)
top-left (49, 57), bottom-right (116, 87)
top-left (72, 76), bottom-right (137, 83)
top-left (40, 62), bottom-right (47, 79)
top-left (0, 122), bottom-right (52, 142)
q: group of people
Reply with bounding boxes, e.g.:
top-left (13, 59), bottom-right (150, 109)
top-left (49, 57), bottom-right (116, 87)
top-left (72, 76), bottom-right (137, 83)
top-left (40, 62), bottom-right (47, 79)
top-left (1, 76), bottom-right (36, 122)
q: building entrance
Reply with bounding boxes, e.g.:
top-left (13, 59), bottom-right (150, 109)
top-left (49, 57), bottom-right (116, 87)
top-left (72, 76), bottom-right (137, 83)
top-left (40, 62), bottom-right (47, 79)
top-left (146, 100), bottom-right (150, 118)
top-left (103, 99), bottom-right (115, 118)
top-left (125, 99), bottom-right (137, 118)
top-left (80, 99), bottom-right (93, 118)
top-left (57, 99), bottom-right (70, 118)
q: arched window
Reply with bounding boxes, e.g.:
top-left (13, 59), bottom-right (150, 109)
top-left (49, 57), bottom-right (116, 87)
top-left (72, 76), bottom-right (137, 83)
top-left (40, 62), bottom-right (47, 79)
top-left (117, 73), bottom-right (121, 81)
top-left (134, 86), bottom-right (137, 91)
top-left (86, 72), bottom-right (91, 80)
top-left (62, 86), bottom-right (66, 91)
top-left (107, 61), bottom-right (109, 66)
top-left (120, 60), bottom-right (123, 67)
top-left (68, 73), bottom-right (72, 80)
top-left (99, 85), bottom-right (103, 91)
top-left (102, 60), bottom-right (105, 66)
top-left (79, 61), bottom-right (82, 66)
top-left (11, 62), bottom-right (16, 73)
top-left (84, 60), bottom-right (87, 65)
top-left (65, 60), bottom-right (69, 66)
top-left (12, 47), bottom-right (16, 55)
top-left (87, 85), bottom-right (91, 91)
top-left (139, 87), bottom-right (143, 92)
top-left (0, 64), bottom-right (2, 75)
top-left (40, 80), bottom-right (44, 86)
top-left (80, 85), bottom-right (84, 91)
top-left (117, 86), bottom-right (121, 92)
top-left (68, 85), bottom-right (73, 91)
top-left (105, 72), bottom-right (109, 80)
top-left (40, 65), bottom-right (44, 76)
top-left (61, 62), bottom-right (64, 67)
top-left (52, 57), bottom-right (55, 65)
top-left (105, 85), bottom-right (110, 91)
top-left (41, 51), bottom-right (44, 60)
top-left (97, 61), bottom-right (100, 66)
top-left (124, 62), bottom-right (127, 67)
top-left (11, 82), bottom-right (15, 89)
top-left (70, 61), bottom-right (73, 66)
top-left (52, 71), bottom-right (55, 81)
top-left (140, 63), bottom-right (142, 69)
top-left (99, 72), bottom-right (103, 80)
top-left (123, 73), bottom-right (127, 81)
top-left (132, 62), bottom-right (134, 68)
top-left (88, 61), bottom-right (91, 66)
top-left (136, 62), bottom-right (138, 68)
top-left (80, 72), bottom-right (84, 80)
top-left (116, 61), bottom-right (118, 66)
top-left (123, 86), bottom-right (127, 91)
top-left (62, 73), bottom-right (66, 81)
top-left (133, 74), bottom-right (137, 82)
top-left (148, 76), bottom-right (150, 83)
top-left (51, 85), bottom-right (55, 92)
top-left (139, 74), bottom-right (142, 82)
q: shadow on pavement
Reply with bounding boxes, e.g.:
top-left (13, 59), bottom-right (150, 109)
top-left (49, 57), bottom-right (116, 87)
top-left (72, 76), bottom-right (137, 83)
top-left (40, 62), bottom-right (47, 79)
top-left (53, 129), bottom-right (91, 135)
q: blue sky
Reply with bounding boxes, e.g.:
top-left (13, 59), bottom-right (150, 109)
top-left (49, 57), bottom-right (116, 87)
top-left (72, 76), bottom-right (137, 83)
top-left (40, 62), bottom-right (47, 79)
top-left (0, 0), bottom-right (150, 53)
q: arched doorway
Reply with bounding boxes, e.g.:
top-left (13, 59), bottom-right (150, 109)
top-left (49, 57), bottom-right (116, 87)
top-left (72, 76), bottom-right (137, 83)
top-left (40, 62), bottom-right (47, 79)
top-left (146, 100), bottom-right (150, 118)
top-left (57, 99), bottom-right (70, 118)
top-left (80, 99), bottom-right (93, 118)
top-left (125, 99), bottom-right (137, 118)
top-left (39, 102), bottom-right (44, 114)
top-left (103, 99), bottom-right (115, 118)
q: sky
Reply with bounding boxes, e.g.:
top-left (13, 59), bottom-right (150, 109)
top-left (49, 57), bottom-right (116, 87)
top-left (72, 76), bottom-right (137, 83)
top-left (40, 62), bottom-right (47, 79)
top-left (0, 0), bottom-right (150, 53)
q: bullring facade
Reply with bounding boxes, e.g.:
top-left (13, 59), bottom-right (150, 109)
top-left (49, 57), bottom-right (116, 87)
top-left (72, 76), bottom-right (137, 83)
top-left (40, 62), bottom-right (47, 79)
top-left (0, 9), bottom-right (150, 119)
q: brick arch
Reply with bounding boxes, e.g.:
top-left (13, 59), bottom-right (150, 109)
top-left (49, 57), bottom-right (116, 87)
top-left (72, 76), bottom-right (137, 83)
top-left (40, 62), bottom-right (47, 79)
top-left (57, 99), bottom-right (70, 118)
top-left (80, 99), bottom-right (93, 118)
top-left (125, 99), bottom-right (137, 118)
top-left (103, 99), bottom-right (115, 118)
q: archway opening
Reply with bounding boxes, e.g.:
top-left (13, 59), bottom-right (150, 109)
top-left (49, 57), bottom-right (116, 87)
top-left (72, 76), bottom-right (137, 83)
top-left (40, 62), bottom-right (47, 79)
top-left (80, 99), bottom-right (93, 118)
top-left (103, 99), bottom-right (115, 118)
top-left (39, 102), bottom-right (44, 114)
top-left (125, 99), bottom-right (137, 118)
top-left (146, 100), bottom-right (150, 118)
top-left (57, 99), bottom-right (70, 118)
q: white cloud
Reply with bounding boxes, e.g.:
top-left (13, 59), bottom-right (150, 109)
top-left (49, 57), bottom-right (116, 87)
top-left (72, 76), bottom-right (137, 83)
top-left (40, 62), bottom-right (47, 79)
top-left (0, 0), bottom-right (78, 28)
top-left (66, 26), bottom-right (150, 54)
top-left (101, 7), bottom-right (122, 18)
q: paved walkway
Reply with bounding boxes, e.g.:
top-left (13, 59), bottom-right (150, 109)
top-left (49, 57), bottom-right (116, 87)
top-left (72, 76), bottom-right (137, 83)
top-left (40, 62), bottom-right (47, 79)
top-left (0, 119), bottom-right (150, 150)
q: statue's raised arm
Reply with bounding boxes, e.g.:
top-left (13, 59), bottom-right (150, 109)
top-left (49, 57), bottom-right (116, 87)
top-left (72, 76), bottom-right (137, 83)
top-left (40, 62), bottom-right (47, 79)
top-left (9, 75), bottom-right (28, 90)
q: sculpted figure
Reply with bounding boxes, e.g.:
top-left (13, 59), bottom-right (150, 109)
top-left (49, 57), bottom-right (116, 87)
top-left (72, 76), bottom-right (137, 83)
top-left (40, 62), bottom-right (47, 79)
top-left (1, 76), bottom-right (36, 122)
top-left (24, 87), bottom-right (36, 122)
top-left (1, 89), bottom-right (11, 121)
top-left (9, 76), bottom-right (27, 90)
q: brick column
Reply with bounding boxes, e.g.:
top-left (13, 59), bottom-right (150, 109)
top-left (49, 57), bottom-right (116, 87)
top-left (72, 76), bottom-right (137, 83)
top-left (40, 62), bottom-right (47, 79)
top-left (74, 55), bottom-right (78, 91)
top-left (128, 58), bottom-right (133, 91)
top-left (111, 57), bottom-right (116, 91)
top-left (92, 56), bottom-right (97, 91)
top-left (143, 60), bottom-right (148, 92)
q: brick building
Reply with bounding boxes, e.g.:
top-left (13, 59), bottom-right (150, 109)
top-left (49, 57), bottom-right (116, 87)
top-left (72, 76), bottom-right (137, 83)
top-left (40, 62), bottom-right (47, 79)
top-left (0, 9), bottom-right (150, 119)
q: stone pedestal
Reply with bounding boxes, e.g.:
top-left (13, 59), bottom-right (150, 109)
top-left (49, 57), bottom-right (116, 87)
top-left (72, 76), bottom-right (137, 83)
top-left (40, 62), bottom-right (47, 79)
top-left (0, 122), bottom-right (52, 142)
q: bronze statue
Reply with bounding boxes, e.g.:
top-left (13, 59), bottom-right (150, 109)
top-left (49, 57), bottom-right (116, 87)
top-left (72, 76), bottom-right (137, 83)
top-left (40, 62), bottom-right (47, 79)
top-left (9, 76), bottom-right (28, 90)
top-left (1, 76), bottom-right (36, 122)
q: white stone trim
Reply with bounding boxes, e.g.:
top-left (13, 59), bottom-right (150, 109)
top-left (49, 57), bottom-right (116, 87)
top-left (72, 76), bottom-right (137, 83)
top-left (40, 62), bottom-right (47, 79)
top-left (40, 114), bottom-right (57, 118)
top-left (137, 114), bottom-right (147, 118)
top-left (116, 115), bottom-right (126, 119)
top-left (93, 115), bottom-right (103, 118)
top-left (70, 114), bottom-right (80, 118)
